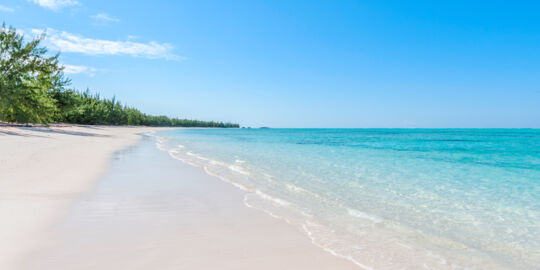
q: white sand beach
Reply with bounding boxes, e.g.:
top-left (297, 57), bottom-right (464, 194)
top-left (0, 126), bottom-right (359, 270)
top-left (0, 126), bottom-right (154, 269)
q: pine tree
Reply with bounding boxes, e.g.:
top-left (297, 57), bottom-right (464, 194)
top-left (0, 24), bottom-right (68, 124)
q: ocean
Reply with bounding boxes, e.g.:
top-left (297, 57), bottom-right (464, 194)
top-left (153, 128), bottom-right (540, 269)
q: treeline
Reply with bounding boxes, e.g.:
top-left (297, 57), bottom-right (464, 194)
top-left (51, 89), bottom-right (238, 127)
top-left (0, 24), bottom-right (238, 128)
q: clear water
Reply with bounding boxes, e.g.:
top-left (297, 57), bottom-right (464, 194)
top-left (154, 129), bottom-right (540, 269)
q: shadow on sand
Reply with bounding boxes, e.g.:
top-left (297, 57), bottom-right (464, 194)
top-left (0, 126), bottom-right (110, 138)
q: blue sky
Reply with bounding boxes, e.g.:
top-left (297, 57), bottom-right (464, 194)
top-left (1, 0), bottom-right (539, 127)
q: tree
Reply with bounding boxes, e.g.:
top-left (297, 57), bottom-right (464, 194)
top-left (0, 23), bottom-right (68, 124)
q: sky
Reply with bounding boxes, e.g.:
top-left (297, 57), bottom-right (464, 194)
top-left (1, 0), bottom-right (539, 128)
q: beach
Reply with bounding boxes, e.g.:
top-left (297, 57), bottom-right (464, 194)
top-left (0, 126), bottom-right (359, 270)
top-left (2, 126), bottom-right (538, 269)
top-left (0, 126), bottom-right (154, 269)
top-left (3, 1), bottom-right (538, 269)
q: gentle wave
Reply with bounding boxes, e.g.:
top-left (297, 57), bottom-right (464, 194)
top-left (347, 209), bottom-right (382, 223)
top-left (151, 134), bottom-right (381, 269)
top-left (151, 134), bottom-right (470, 270)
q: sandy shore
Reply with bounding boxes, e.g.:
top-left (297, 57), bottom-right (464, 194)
top-left (1, 126), bottom-right (359, 270)
top-left (0, 125), bottom-right (156, 269)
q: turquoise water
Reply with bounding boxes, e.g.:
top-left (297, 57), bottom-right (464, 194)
top-left (154, 129), bottom-right (540, 269)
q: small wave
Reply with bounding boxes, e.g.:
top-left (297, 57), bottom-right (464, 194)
top-left (302, 221), bottom-right (375, 270)
top-left (254, 190), bottom-right (291, 207)
top-left (155, 137), bottom-right (168, 151)
top-left (228, 164), bottom-right (250, 176)
top-left (167, 150), bottom-right (200, 167)
top-left (286, 184), bottom-right (306, 193)
top-left (186, 151), bottom-right (208, 160)
top-left (285, 184), bottom-right (322, 199)
top-left (243, 194), bottom-right (293, 224)
top-left (183, 151), bottom-right (227, 167)
top-left (347, 209), bottom-right (382, 223)
top-left (142, 130), bottom-right (156, 136)
top-left (203, 167), bottom-right (251, 191)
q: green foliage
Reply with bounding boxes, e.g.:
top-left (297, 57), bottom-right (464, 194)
top-left (0, 23), bottom-right (239, 128)
top-left (51, 89), bottom-right (239, 127)
top-left (0, 23), bottom-right (67, 124)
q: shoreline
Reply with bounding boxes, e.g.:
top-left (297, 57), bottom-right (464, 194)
top-left (19, 132), bottom-right (360, 270)
top-left (0, 125), bottom-right (160, 269)
top-left (7, 127), bottom-right (528, 269)
top-left (150, 129), bottom-right (526, 269)
top-left (2, 126), bottom-right (360, 270)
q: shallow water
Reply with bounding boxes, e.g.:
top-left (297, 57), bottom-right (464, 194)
top-left (155, 128), bottom-right (540, 269)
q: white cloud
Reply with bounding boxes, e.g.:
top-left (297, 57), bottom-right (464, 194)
top-left (91, 13), bottom-right (120, 23)
top-left (62, 64), bottom-right (98, 77)
top-left (32, 28), bottom-right (179, 60)
top-left (62, 64), bottom-right (93, 74)
top-left (0, 5), bottom-right (14, 12)
top-left (29, 0), bottom-right (80, 11)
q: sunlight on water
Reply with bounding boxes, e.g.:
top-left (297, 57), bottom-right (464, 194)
top-left (152, 129), bottom-right (540, 269)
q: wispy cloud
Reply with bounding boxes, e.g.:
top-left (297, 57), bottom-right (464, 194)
top-left (62, 64), bottom-right (96, 76)
top-left (0, 5), bottom-right (15, 13)
top-left (33, 28), bottom-right (179, 60)
top-left (91, 13), bottom-right (119, 23)
top-left (29, 0), bottom-right (80, 11)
